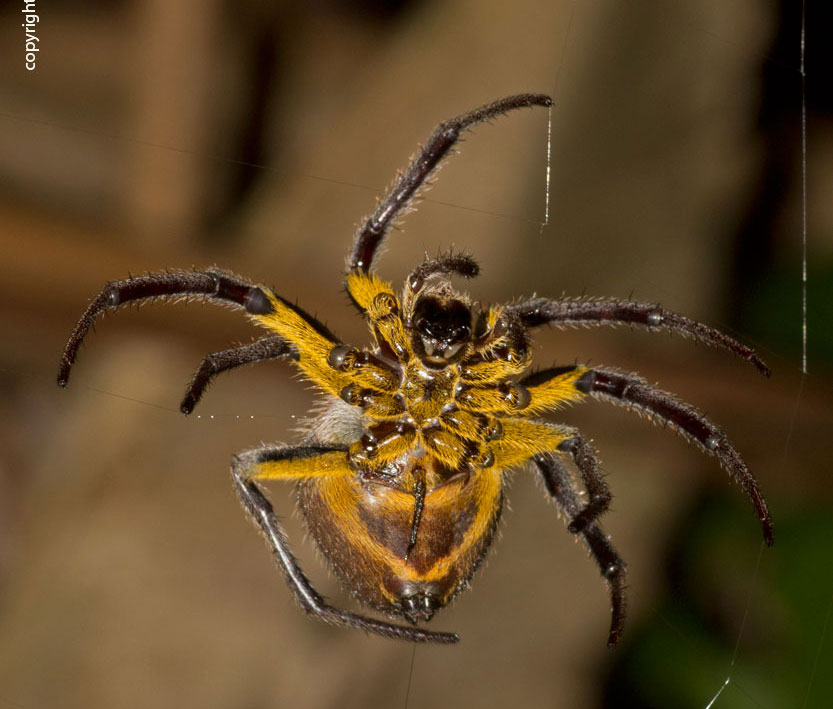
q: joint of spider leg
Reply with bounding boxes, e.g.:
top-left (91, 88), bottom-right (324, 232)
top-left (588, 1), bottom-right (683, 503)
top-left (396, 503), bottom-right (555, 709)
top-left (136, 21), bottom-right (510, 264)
top-left (557, 437), bottom-right (579, 454)
top-left (484, 418), bottom-right (503, 441)
top-left (567, 492), bottom-right (613, 535)
top-left (244, 287), bottom-right (274, 315)
top-left (471, 309), bottom-right (495, 344)
top-left (381, 334), bottom-right (408, 362)
top-left (500, 381), bottom-right (531, 410)
top-left (395, 418), bottom-right (417, 436)
top-left (339, 384), bottom-right (364, 407)
top-left (368, 218), bottom-right (384, 235)
top-left (328, 345), bottom-right (358, 371)
top-left (374, 292), bottom-right (399, 312)
top-left (646, 309), bottom-right (664, 327)
top-left (493, 344), bottom-right (526, 366)
top-left (205, 271), bottom-right (222, 296)
top-left (440, 124), bottom-right (460, 142)
top-left (470, 447), bottom-right (495, 469)
top-left (343, 385), bottom-right (403, 416)
top-left (604, 561), bottom-right (624, 581)
top-left (355, 420), bottom-right (417, 462)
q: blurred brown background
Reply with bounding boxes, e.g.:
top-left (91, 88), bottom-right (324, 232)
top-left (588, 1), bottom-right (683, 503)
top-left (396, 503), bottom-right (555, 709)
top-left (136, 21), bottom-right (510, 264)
top-left (1, 1), bottom-right (831, 708)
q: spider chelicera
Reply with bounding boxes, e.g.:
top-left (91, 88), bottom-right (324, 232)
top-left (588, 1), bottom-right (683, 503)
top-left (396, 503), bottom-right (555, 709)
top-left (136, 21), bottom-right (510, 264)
top-left (58, 94), bottom-right (773, 647)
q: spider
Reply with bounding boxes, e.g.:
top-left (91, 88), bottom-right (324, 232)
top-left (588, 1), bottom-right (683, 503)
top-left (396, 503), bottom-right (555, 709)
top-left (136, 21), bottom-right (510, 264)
top-left (57, 94), bottom-right (773, 647)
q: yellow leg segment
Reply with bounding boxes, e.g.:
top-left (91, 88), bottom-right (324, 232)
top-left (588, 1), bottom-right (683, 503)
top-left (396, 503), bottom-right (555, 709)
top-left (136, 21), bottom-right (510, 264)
top-left (491, 419), bottom-right (573, 469)
top-left (235, 445), bottom-right (352, 482)
top-left (524, 366), bottom-right (590, 415)
top-left (249, 291), bottom-right (350, 397)
top-left (250, 279), bottom-right (409, 404)
top-left (346, 271), bottom-right (395, 312)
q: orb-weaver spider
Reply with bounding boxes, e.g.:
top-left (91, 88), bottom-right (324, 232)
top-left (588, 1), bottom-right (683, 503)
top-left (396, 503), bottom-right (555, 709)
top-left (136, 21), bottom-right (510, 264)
top-left (58, 94), bottom-right (773, 647)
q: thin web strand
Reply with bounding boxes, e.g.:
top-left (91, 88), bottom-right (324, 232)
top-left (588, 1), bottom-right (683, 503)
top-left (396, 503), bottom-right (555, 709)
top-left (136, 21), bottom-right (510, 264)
top-left (540, 104), bottom-right (552, 233)
top-left (705, 8), bottom-right (810, 702)
top-left (797, 4), bottom-right (828, 701)
top-left (702, 542), bottom-right (767, 708)
top-left (800, 0), bottom-right (808, 375)
top-left (801, 588), bottom-right (833, 708)
top-left (707, 6), bottom-right (812, 708)
top-left (403, 645), bottom-right (417, 709)
top-left (540, 0), bottom-right (576, 236)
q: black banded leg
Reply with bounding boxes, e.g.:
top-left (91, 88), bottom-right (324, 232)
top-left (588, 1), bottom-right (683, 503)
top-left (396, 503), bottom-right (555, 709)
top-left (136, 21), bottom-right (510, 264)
top-left (557, 434), bottom-right (611, 535)
top-left (348, 93), bottom-right (551, 273)
top-left (507, 297), bottom-right (770, 376)
top-left (58, 270), bottom-right (274, 387)
top-left (577, 367), bottom-right (774, 546)
top-left (180, 336), bottom-right (297, 414)
top-left (231, 452), bottom-right (458, 644)
top-left (534, 453), bottom-right (627, 647)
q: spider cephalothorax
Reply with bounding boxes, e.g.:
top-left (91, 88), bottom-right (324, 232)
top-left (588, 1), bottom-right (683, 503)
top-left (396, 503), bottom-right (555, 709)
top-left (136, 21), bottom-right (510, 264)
top-left (58, 94), bottom-right (773, 647)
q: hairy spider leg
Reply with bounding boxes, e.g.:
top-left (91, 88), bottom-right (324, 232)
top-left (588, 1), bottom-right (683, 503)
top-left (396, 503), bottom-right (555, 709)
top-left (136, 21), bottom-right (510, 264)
top-left (347, 93), bottom-right (552, 276)
top-left (556, 434), bottom-right (612, 535)
top-left (343, 93), bottom-right (552, 352)
top-left (181, 336), bottom-right (295, 414)
top-left (57, 269), bottom-right (337, 390)
top-left (509, 297), bottom-right (770, 377)
top-left (478, 418), bottom-right (622, 644)
top-left (232, 444), bottom-right (459, 644)
top-left (533, 453), bottom-right (627, 648)
top-left (488, 419), bottom-right (573, 469)
top-left (55, 268), bottom-right (398, 408)
top-left (520, 365), bottom-right (774, 545)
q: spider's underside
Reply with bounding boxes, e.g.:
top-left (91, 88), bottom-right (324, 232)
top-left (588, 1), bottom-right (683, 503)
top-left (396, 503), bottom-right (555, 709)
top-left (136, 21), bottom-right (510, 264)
top-left (58, 94), bottom-right (773, 647)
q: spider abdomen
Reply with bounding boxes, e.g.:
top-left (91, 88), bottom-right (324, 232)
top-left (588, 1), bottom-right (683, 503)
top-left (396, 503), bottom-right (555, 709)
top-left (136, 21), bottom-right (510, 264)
top-left (297, 456), bottom-right (503, 620)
